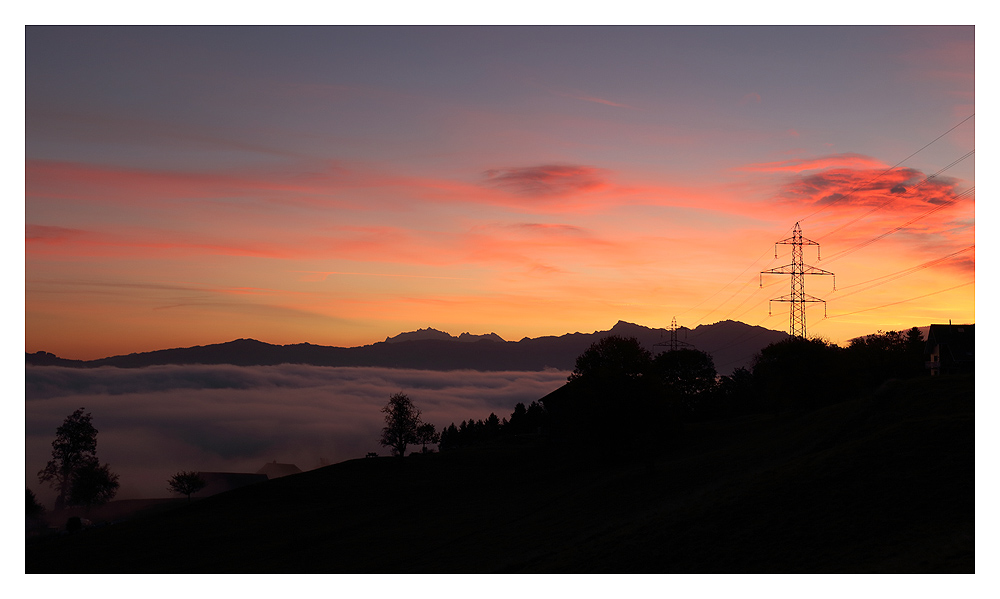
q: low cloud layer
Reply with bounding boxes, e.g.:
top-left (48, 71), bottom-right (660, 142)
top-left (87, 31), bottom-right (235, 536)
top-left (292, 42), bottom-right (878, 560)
top-left (26, 364), bottom-right (568, 505)
top-left (483, 165), bottom-right (608, 197)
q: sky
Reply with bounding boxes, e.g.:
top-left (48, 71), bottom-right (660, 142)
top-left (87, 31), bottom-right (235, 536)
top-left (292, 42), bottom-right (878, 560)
top-left (24, 25), bottom-right (976, 360)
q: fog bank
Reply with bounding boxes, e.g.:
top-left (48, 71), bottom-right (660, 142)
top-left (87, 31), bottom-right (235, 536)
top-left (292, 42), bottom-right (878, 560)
top-left (26, 364), bottom-right (568, 506)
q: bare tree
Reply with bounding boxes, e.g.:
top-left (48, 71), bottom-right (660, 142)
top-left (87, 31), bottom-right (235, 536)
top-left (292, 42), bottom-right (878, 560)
top-left (168, 471), bottom-right (207, 502)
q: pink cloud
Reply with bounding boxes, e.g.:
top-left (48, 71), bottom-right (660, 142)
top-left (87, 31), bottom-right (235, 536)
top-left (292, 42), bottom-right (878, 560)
top-left (26, 214), bottom-right (642, 276)
top-left (775, 166), bottom-right (964, 213)
top-left (482, 165), bottom-right (611, 197)
top-left (27, 157), bottom-right (753, 218)
top-left (741, 153), bottom-right (886, 173)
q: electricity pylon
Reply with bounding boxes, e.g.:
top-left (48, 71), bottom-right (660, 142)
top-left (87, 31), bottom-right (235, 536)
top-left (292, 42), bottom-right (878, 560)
top-left (760, 222), bottom-right (835, 338)
top-left (654, 316), bottom-right (692, 352)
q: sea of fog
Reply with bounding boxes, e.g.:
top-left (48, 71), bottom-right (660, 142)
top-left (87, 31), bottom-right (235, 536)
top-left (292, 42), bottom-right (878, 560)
top-left (25, 364), bottom-right (569, 505)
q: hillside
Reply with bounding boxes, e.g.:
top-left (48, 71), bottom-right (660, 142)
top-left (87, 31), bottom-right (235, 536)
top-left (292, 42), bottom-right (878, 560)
top-left (25, 374), bottom-right (973, 573)
top-left (25, 320), bottom-right (787, 375)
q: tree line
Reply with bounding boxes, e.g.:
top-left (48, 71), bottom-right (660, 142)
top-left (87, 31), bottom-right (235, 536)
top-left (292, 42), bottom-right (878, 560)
top-left (437, 399), bottom-right (549, 450)
top-left (385, 327), bottom-right (932, 458)
top-left (28, 326), bottom-right (932, 525)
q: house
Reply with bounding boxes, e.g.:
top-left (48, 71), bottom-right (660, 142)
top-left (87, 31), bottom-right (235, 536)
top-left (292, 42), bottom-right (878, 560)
top-left (255, 461), bottom-right (302, 479)
top-left (925, 323), bottom-right (975, 376)
top-left (195, 472), bottom-right (268, 497)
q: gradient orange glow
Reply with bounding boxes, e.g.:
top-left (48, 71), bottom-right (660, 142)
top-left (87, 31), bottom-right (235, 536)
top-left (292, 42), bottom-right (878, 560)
top-left (25, 26), bottom-right (974, 360)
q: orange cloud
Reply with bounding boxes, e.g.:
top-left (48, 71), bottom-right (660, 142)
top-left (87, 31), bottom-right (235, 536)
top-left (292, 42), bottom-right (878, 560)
top-left (776, 166), bottom-right (961, 210)
top-left (741, 153), bottom-right (886, 173)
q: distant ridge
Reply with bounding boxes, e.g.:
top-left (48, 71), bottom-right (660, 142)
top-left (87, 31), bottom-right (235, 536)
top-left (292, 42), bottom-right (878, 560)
top-left (26, 320), bottom-right (788, 375)
top-left (385, 328), bottom-right (505, 344)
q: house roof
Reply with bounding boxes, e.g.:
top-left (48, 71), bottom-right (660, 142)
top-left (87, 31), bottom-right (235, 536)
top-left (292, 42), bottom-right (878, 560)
top-left (925, 324), bottom-right (975, 363)
top-left (255, 461), bottom-right (303, 479)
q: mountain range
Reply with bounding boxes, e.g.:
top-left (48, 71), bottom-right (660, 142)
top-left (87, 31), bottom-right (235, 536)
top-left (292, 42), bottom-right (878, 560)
top-left (26, 320), bottom-right (788, 375)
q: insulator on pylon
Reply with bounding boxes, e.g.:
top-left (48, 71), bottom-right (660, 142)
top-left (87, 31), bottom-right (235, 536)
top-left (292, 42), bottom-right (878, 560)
top-left (759, 223), bottom-right (835, 338)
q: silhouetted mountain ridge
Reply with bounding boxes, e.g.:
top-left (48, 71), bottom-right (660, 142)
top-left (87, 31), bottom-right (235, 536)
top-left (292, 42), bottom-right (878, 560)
top-left (26, 320), bottom-right (787, 375)
top-left (385, 328), bottom-right (505, 343)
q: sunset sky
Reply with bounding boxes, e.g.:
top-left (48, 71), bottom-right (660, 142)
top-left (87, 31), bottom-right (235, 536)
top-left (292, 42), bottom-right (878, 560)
top-left (25, 25), bottom-right (975, 360)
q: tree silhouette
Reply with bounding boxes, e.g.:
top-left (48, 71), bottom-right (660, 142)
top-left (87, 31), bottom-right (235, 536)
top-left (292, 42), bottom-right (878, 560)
top-left (568, 335), bottom-right (652, 385)
top-left (507, 402), bottom-right (529, 435)
top-left (38, 408), bottom-right (100, 510)
top-left (713, 366), bottom-right (757, 416)
top-left (524, 400), bottom-right (547, 434)
top-left (27, 488), bottom-right (45, 519)
top-left (379, 393), bottom-right (423, 458)
top-left (415, 422), bottom-right (440, 453)
top-left (68, 460), bottom-right (119, 509)
top-left (168, 471), bottom-right (207, 501)
top-left (651, 348), bottom-right (718, 405)
top-left (546, 335), bottom-right (669, 456)
top-left (485, 413), bottom-right (501, 439)
top-left (752, 337), bottom-right (841, 410)
top-left (843, 328), bottom-right (927, 388)
top-left (905, 327), bottom-right (926, 373)
top-left (439, 422), bottom-right (460, 450)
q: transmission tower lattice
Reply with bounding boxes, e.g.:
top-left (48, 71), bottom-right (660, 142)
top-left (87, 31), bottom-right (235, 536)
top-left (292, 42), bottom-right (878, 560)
top-left (654, 316), bottom-right (692, 352)
top-left (760, 222), bottom-right (836, 338)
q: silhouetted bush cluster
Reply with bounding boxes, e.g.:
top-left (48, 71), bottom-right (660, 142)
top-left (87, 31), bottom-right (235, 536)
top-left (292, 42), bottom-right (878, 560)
top-left (691, 327), bottom-right (929, 419)
top-left (439, 401), bottom-right (548, 450)
top-left (539, 328), bottom-right (931, 448)
top-left (539, 336), bottom-right (700, 457)
top-left (442, 328), bottom-right (930, 456)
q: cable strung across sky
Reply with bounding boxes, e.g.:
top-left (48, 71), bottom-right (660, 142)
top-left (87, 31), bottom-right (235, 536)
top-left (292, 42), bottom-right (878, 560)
top-left (25, 26), bottom-right (974, 357)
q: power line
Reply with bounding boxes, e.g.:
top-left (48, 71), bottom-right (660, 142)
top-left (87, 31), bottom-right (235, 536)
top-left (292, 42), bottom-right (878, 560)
top-left (760, 223), bottom-right (835, 337)
top-left (821, 187), bottom-right (974, 264)
top-left (828, 245), bottom-right (974, 301)
top-left (823, 280), bottom-right (974, 319)
top-left (798, 113), bottom-right (974, 224)
top-left (720, 276), bottom-right (782, 322)
top-left (816, 149), bottom-right (975, 242)
top-left (675, 114), bottom-right (974, 331)
top-left (679, 240), bottom-right (783, 325)
top-left (703, 312), bottom-right (779, 360)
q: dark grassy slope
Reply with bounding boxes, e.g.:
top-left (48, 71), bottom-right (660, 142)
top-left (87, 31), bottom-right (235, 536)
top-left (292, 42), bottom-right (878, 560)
top-left (25, 374), bottom-right (973, 573)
